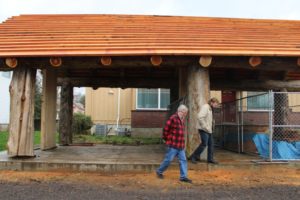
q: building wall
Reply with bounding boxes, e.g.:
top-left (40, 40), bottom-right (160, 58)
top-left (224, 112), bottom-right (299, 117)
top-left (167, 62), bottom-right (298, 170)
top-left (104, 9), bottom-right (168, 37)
top-left (86, 88), bottom-right (222, 127)
top-left (211, 90), bottom-right (221, 102)
top-left (0, 72), bottom-right (11, 129)
top-left (131, 110), bottom-right (167, 128)
top-left (86, 87), bottom-right (134, 125)
top-left (240, 91), bottom-right (300, 112)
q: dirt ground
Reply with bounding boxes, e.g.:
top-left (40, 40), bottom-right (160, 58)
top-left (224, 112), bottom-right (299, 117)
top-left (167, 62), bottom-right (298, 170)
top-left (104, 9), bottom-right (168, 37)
top-left (0, 166), bottom-right (299, 199)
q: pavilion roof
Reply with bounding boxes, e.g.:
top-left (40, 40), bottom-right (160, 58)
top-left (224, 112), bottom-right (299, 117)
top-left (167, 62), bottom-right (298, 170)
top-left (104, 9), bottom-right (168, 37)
top-left (1, 14), bottom-right (300, 57)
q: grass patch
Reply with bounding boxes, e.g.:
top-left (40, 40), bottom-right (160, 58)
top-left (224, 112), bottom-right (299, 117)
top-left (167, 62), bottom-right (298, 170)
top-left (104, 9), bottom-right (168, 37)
top-left (0, 131), bottom-right (9, 151)
top-left (0, 131), bottom-right (161, 151)
top-left (73, 134), bottom-right (162, 145)
top-left (0, 131), bottom-right (58, 151)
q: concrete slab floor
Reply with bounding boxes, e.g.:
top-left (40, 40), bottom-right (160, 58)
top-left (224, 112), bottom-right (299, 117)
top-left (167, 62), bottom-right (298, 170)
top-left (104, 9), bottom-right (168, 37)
top-left (0, 145), bottom-right (298, 172)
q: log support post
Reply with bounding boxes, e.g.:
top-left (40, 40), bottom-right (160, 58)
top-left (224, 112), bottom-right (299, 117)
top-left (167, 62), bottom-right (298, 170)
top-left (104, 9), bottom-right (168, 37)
top-left (41, 68), bottom-right (57, 150)
top-left (7, 66), bottom-right (36, 157)
top-left (186, 64), bottom-right (210, 157)
top-left (59, 79), bottom-right (73, 145)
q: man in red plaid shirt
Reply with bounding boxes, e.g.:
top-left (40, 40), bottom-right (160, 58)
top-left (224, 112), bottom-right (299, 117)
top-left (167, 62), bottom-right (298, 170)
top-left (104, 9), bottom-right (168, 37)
top-left (156, 104), bottom-right (192, 183)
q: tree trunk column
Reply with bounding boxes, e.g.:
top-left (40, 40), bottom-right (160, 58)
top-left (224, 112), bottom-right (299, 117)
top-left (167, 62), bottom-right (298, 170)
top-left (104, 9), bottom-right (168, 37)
top-left (59, 79), bottom-right (73, 145)
top-left (186, 65), bottom-right (210, 156)
top-left (41, 68), bottom-right (57, 150)
top-left (7, 67), bottom-right (36, 157)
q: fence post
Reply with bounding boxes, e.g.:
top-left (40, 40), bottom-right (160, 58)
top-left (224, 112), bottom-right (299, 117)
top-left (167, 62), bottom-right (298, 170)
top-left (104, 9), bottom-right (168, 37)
top-left (239, 92), bottom-right (244, 153)
top-left (237, 99), bottom-right (240, 154)
top-left (268, 90), bottom-right (273, 162)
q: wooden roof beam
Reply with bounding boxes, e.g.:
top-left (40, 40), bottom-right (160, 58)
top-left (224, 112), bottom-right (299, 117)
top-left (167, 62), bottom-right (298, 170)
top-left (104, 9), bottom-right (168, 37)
top-left (100, 56), bottom-right (112, 66)
top-left (199, 56), bottom-right (212, 67)
top-left (57, 77), bottom-right (177, 89)
top-left (210, 56), bottom-right (300, 72)
top-left (211, 79), bottom-right (300, 91)
top-left (2, 56), bottom-right (300, 73)
top-left (50, 57), bottom-right (62, 67)
top-left (150, 55), bottom-right (162, 66)
top-left (5, 57), bottom-right (18, 68)
top-left (249, 56), bottom-right (262, 68)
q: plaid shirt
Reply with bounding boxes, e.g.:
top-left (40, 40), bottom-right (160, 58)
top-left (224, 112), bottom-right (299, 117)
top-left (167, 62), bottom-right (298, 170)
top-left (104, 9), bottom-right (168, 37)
top-left (162, 113), bottom-right (186, 149)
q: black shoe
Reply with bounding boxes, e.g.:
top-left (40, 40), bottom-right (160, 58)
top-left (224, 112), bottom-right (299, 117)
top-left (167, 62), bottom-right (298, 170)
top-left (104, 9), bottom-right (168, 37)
top-left (191, 157), bottom-right (198, 164)
top-left (189, 156), bottom-right (200, 164)
top-left (156, 171), bottom-right (164, 179)
top-left (194, 157), bottom-right (201, 162)
top-left (207, 160), bottom-right (219, 165)
top-left (180, 177), bottom-right (192, 183)
top-left (188, 156), bottom-right (201, 162)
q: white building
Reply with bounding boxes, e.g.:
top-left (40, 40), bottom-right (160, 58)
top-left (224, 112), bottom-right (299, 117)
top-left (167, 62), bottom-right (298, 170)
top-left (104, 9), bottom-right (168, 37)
top-left (0, 71), bottom-right (11, 131)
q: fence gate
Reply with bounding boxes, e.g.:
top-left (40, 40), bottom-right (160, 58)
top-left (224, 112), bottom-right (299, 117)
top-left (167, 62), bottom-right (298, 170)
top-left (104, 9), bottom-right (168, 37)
top-left (269, 91), bottom-right (300, 161)
top-left (214, 91), bottom-right (300, 162)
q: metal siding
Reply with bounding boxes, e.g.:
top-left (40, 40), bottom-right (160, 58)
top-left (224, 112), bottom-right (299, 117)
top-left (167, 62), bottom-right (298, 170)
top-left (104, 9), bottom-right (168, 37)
top-left (0, 73), bottom-right (10, 124)
top-left (86, 88), bottom-right (133, 124)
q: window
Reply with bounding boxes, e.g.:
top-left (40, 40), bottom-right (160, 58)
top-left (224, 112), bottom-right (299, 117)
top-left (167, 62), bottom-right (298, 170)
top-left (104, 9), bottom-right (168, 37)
top-left (1, 72), bottom-right (12, 79)
top-left (247, 92), bottom-right (269, 110)
top-left (137, 88), bottom-right (170, 109)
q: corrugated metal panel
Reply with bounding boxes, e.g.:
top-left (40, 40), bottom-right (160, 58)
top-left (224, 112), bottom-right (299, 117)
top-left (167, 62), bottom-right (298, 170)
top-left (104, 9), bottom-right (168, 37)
top-left (1, 14), bottom-right (300, 57)
top-left (85, 87), bottom-right (133, 124)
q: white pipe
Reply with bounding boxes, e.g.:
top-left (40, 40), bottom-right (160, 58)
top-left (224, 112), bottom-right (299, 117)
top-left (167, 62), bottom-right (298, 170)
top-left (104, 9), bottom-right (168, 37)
top-left (116, 88), bottom-right (121, 130)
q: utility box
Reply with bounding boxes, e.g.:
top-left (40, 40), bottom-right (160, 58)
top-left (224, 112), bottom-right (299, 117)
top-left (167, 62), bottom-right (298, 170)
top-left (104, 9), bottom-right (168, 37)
top-left (95, 124), bottom-right (107, 136)
top-left (116, 127), bottom-right (131, 136)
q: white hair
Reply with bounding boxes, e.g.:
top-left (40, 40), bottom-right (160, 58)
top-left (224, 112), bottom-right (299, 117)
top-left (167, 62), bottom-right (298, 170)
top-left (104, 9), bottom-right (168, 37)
top-left (177, 104), bottom-right (188, 112)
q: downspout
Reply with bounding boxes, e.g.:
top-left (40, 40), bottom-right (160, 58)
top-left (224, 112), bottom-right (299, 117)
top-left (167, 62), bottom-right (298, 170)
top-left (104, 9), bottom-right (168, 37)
top-left (116, 88), bottom-right (121, 130)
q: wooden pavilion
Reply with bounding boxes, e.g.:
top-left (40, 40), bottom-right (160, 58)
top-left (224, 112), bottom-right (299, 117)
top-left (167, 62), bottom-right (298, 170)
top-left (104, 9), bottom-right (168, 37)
top-left (1, 14), bottom-right (300, 157)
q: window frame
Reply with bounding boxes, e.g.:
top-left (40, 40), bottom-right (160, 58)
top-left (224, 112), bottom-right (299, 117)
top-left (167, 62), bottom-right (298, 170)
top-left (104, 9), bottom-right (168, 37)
top-left (246, 91), bottom-right (270, 112)
top-left (136, 88), bottom-right (169, 110)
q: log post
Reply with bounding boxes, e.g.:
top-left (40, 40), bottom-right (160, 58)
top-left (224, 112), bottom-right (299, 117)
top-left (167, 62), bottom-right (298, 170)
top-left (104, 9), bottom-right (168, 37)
top-left (100, 56), bottom-right (112, 66)
top-left (50, 57), bottom-right (62, 67)
top-left (41, 68), bottom-right (57, 150)
top-left (150, 56), bottom-right (162, 66)
top-left (5, 58), bottom-right (18, 68)
top-left (59, 79), bottom-right (73, 145)
top-left (186, 64), bottom-right (210, 157)
top-left (7, 66), bottom-right (36, 157)
top-left (199, 56), bottom-right (212, 67)
top-left (249, 56), bottom-right (262, 68)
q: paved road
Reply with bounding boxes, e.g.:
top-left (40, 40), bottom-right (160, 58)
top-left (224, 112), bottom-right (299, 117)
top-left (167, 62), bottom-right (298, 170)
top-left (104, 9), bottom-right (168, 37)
top-left (0, 180), bottom-right (299, 200)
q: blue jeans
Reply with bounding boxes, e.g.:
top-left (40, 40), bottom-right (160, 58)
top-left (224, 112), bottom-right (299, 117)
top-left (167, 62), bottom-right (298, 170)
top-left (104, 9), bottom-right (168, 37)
top-left (157, 146), bottom-right (188, 179)
top-left (191, 130), bottom-right (214, 162)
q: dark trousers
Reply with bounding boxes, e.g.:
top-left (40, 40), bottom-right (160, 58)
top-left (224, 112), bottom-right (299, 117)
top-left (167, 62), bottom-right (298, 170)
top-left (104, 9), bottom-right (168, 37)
top-left (191, 130), bottom-right (214, 162)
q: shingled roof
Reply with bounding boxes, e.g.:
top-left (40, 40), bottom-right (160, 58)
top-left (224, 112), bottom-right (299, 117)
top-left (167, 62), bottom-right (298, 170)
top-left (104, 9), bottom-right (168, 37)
top-left (0, 14), bottom-right (300, 57)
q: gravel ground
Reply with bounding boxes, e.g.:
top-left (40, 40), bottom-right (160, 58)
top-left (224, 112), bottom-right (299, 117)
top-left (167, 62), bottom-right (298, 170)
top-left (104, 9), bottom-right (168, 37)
top-left (0, 180), bottom-right (299, 200)
top-left (0, 166), bottom-right (299, 200)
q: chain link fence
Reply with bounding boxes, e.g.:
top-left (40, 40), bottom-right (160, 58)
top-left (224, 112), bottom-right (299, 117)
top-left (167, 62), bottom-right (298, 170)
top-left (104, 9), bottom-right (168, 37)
top-left (214, 91), bottom-right (300, 162)
top-left (270, 91), bottom-right (300, 161)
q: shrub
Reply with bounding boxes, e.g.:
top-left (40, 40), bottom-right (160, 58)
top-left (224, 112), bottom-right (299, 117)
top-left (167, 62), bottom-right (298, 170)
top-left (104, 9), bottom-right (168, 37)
top-left (72, 113), bottom-right (93, 134)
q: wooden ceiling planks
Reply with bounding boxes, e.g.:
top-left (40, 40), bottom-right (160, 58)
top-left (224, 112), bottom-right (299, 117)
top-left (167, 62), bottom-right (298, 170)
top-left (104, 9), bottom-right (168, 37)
top-left (1, 14), bottom-right (300, 57)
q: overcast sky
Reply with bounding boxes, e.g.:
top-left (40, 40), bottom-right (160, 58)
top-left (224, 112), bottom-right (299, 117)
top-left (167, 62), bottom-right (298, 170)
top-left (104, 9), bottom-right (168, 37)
top-left (1, 0), bottom-right (300, 22)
